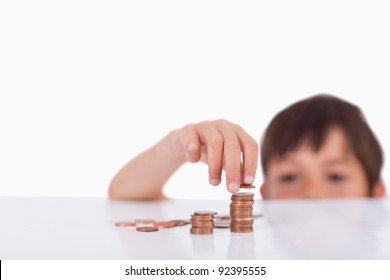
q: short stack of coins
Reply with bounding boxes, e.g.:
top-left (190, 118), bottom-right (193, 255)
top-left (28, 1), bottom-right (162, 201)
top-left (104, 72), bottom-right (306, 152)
top-left (190, 211), bottom-right (217, 235)
top-left (230, 192), bottom-right (255, 233)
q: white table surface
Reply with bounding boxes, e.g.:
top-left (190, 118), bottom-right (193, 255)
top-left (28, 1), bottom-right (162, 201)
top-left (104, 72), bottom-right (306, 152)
top-left (1, 196), bottom-right (389, 260)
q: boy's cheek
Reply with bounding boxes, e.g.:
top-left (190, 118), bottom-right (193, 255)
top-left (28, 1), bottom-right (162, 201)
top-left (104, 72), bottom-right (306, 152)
top-left (259, 183), bottom-right (268, 199)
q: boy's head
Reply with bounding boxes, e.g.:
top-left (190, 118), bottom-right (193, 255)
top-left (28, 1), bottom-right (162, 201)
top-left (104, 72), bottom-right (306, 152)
top-left (260, 94), bottom-right (385, 199)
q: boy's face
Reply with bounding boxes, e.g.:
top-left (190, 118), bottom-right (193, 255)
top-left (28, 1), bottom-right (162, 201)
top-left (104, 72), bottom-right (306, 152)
top-left (261, 127), bottom-right (370, 199)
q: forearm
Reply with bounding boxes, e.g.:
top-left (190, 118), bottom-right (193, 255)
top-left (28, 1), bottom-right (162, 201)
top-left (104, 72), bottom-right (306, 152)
top-left (108, 131), bottom-right (185, 200)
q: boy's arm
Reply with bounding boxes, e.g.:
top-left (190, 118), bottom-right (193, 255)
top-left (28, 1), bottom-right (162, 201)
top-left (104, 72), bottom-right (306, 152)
top-left (108, 120), bottom-right (258, 200)
top-left (108, 130), bottom-right (184, 200)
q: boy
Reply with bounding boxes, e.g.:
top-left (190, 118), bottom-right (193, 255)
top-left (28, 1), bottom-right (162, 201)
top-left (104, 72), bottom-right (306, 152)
top-left (108, 94), bottom-right (385, 200)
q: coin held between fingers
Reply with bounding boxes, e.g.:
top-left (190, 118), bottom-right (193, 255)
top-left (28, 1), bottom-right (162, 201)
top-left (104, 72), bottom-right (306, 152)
top-left (240, 184), bottom-right (256, 189)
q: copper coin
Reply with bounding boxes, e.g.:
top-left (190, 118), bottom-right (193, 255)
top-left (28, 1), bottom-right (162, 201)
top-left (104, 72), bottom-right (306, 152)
top-left (173, 219), bottom-right (190, 226)
top-left (230, 222), bottom-right (253, 227)
top-left (231, 221), bottom-right (254, 227)
top-left (191, 215), bottom-right (214, 220)
top-left (230, 209), bottom-right (253, 213)
top-left (136, 226), bottom-right (159, 232)
top-left (230, 208), bottom-right (254, 213)
top-left (230, 212), bottom-right (254, 217)
top-left (232, 192), bottom-right (254, 196)
top-left (190, 215), bottom-right (214, 221)
top-left (190, 221), bottom-right (214, 228)
top-left (230, 206), bottom-right (254, 211)
top-left (231, 227), bottom-right (253, 233)
top-left (190, 228), bottom-right (213, 235)
top-left (135, 219), bottom-right (155, 224)
top-left (230, 201), bottom-right (254, 205)
top-left (115, 221), bottom-right (136, 227)
top-left (154, 221), bottom-right (176, 228)
top-left (193, 211), bottom-right (217, 216)
top-left (231, 197), bottom-right (254, 202)
top-left (233, 197), bottom-right (255, 201)
top-left (240, 184), bottom-right (256, 189)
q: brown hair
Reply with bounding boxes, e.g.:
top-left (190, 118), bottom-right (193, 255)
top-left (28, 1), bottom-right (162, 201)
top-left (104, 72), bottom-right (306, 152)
top-left (260, 94), bottom-right (383, 193)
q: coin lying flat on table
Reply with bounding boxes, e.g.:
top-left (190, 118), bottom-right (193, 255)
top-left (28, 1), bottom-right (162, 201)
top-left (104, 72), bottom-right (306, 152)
top-left (154, 221), bottom-right (176, 228)
top-left (136, 226), bottom-right (159, 232)
top-left (115, 221), bottom-right (136, 227)
top-left (172, 219), bottom-right (190, 226)
top-left (135, 219), bottom-right (155, 224)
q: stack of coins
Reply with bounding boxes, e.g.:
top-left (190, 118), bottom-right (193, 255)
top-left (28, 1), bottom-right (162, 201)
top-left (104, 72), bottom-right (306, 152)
top-left (230, 193), bottom-right (254, 233)
top-left (190, 211), bottom-right (217, 235)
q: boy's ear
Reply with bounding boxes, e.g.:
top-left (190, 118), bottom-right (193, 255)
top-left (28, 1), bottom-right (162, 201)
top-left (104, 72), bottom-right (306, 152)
top-left (372, 180), bottom-right (386, 198)
top-left (260, 182), bottom-right (268, 199)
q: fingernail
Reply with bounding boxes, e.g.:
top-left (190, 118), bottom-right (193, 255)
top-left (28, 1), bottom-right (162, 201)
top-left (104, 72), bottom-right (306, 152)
top-left (244, 176), bottom-right (254, 184)
top-left (187, 143), bottom-right (196, 152)
top-left (228, 182), bottom-right (240, 193)
top-left (210, 178), bottom-right (221, 186)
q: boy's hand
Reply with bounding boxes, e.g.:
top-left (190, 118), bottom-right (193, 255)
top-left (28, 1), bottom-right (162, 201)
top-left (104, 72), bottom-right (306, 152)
top-left (171, 120), bottom-right (258, 193)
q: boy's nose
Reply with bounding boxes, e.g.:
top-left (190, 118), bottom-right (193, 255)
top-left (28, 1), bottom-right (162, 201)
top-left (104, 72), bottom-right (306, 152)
top-left (302, 182), bottom-right (323, 199)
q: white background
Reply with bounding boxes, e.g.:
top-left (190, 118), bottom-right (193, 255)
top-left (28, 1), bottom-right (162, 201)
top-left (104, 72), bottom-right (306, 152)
top-left (1, 0), bottom-right (389, 200)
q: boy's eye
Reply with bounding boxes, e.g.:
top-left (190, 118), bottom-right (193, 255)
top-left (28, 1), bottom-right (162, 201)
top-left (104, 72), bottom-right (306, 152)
top-left (279, 174), bottom-right (298, 183)
top-left (327, 173), bottom-right (346, 182)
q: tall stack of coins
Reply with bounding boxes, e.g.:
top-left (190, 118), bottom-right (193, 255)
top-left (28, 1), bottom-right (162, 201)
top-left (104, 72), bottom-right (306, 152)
top-left (190, 211), bottom-right (217, 235)
top-left (230, 193), bottom-right (254, 233)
